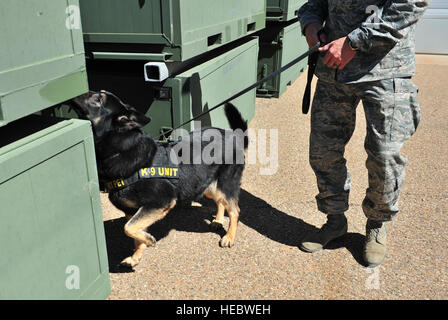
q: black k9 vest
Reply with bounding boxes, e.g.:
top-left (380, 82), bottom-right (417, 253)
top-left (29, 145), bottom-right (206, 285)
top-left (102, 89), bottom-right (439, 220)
top-left (103, 142), bottom-right (179, 193)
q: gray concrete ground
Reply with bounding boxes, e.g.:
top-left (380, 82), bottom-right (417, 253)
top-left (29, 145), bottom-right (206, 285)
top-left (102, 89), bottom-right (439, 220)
top-left (101, 56), bottom-right (448, 299)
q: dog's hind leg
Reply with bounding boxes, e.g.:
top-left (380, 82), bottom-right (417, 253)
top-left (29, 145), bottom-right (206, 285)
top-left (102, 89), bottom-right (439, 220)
top-left (121, 199), bottom-right (176, 267)
top-left (211, 202), bottom-right (226, 229)
top-left (204, 181), bottom-right (226, 229)
top-left (204, 180), bottom-right (241, 247)
top-left (220, 198), bottom-right (240, 248)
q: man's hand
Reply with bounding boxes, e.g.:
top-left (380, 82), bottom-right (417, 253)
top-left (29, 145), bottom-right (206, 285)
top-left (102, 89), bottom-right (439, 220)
top-left (318, 36), bottom-right (356, 70)
top-left (304, 22), bottom-right (326, 48)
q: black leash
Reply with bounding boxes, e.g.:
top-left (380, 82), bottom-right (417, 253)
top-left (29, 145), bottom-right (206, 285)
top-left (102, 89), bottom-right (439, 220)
top-left (302, 51), bottom-right (318, 115)
top-left (156, 42), bottom-right (321, 141)
top-left (302, 29), bottom-right (326, 114)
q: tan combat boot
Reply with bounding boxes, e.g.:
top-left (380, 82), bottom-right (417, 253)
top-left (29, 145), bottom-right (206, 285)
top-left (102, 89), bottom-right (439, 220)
top-left (299, 214), bottom-right (348, 253)
top-left (364, 220), bottom-right (387, 267)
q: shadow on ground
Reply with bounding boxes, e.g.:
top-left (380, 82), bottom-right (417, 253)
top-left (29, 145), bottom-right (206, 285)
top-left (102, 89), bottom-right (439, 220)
top-left (103, 200), bottom-right (226, 273)
top-left (237, 190), bottom-right (366, 266)
top-left (103, 189), bottom-right (366, 273)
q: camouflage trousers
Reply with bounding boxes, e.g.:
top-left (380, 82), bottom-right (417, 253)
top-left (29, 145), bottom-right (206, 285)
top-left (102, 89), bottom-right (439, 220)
top-left (310, 77), bottom-right (421, 221)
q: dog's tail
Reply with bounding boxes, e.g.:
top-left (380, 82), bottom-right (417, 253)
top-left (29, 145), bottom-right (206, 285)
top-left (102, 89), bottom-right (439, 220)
top-left (224, 103), bottom-right (248, 149)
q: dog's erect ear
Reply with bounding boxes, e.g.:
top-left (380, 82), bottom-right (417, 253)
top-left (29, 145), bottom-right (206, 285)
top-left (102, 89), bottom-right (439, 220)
top-left (129, 110), bottom-right (151, 126)
top-left (116, 110), bottom-right (151, 132)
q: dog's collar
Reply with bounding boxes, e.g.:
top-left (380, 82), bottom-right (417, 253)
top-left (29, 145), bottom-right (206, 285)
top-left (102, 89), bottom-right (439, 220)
top-left (103, 166), bottom-right (179, 192)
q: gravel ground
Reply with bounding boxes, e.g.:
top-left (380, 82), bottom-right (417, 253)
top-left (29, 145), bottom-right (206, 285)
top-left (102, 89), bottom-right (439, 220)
top-left (101, 57), bottom-right (448, 300)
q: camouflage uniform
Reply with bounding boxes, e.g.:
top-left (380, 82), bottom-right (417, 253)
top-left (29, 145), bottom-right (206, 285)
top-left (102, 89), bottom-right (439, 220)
top-left (298, 0), bottom-right (428, 221)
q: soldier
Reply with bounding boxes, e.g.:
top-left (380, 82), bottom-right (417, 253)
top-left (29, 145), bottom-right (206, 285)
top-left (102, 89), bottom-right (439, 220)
top-left (297, 0), bottom-right (428, 267)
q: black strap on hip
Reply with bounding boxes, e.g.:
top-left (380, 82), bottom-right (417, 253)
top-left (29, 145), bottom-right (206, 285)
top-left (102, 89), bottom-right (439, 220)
top-left (302, 51), bottom-right (318, 115)
top-left (302, 29), bottom-right (326, 115)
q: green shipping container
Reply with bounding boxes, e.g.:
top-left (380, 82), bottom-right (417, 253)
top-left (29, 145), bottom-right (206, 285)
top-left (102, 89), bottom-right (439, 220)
top-left (0, 0), bottom-right (88, 127)
top-left (257, 21), bottom-right (308, 98)
top-left (0, 116), bottom-right (110, 299)
top-left (267, 0), bottom-right (307, 22)
top-left (79, 0), bottom-right (266, 62)
top-left (80, 38), bottom-right (259, 139)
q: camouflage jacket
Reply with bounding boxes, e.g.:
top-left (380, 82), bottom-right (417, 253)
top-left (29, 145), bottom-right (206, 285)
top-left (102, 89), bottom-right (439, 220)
top-left (298, 0), bottom-right (429, 83)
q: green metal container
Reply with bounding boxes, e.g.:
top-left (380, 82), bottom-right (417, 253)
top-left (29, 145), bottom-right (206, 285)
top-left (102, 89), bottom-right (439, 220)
top-left (146, 37), bottom-right (259, 137)
top-left (0, 0), bottom-right (88, 127)
top-left (0, 116), bottom-right (110, 300)
top-left (266, 0), bottom-right (306, 22)
top-left (79, 38), bottom-right (259, 139)
top-left (257, 20), bottom-right (308, 98)
top-left (79, 0), bottom-right (266, 62)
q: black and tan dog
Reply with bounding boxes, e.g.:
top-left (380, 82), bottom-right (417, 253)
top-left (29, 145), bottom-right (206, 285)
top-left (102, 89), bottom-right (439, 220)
top-left (70, 91), bottom-right (248, 267)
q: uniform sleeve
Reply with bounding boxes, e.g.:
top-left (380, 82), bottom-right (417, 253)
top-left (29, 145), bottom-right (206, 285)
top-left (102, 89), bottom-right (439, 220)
top-left (347, 0), bottom-right (429, 52)
top-left (297, 0), bottom-right (328, 35)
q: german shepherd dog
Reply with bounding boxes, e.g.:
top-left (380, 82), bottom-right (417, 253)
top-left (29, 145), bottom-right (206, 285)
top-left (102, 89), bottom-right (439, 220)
top-left (70, 91), bottom-right (248, 268)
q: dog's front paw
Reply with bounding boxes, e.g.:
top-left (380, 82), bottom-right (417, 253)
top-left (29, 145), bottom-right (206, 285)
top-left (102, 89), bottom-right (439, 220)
top-left (219, 235), bottom-right (235, 248)
top-left (120, 256), bottom-right (139, 268)
top-left (210, 219), bottom-right (224, 230)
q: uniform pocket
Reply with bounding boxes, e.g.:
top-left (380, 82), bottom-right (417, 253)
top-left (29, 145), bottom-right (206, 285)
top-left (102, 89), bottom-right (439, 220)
top-left (391, 78), bottom-right (421, 142)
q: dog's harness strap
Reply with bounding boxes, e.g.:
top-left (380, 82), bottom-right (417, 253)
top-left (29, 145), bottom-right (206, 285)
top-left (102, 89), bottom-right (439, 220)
top-left (104, 174), bottom-right (140, 193)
